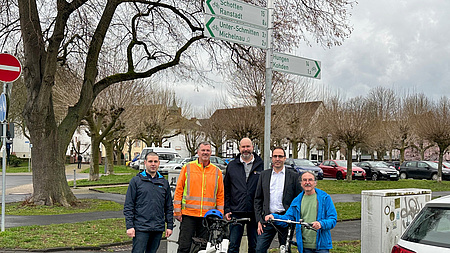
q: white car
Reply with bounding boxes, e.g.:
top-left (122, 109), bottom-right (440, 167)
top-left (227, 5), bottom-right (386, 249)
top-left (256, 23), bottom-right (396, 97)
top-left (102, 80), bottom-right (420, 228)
top-left (392, 194), bottom-right (450, 253)
top-left (158, 157), bottom-right (190, 175)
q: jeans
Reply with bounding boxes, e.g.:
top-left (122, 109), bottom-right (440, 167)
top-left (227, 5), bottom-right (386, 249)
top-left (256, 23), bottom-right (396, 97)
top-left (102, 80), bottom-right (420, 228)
top-left (303, 249), bottom-right (329, 253)
top-left (132, 230), bottom-right (163, 253)
top-left (177, 215), bottom-right (208, 253)
top-left (255, 222), bottom-right (288, 253)
top-left (228, 213), bottom-right (257, 253)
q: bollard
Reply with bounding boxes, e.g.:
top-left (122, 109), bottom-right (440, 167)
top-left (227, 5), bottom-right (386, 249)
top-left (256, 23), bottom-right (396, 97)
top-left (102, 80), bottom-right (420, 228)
top-left (73, 169), bottom-right (77, 188)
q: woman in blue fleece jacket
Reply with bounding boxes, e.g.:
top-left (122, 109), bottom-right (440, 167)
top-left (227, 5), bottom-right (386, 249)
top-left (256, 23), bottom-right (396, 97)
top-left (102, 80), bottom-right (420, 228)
top-left (265, 171), bottom-right (337, 253)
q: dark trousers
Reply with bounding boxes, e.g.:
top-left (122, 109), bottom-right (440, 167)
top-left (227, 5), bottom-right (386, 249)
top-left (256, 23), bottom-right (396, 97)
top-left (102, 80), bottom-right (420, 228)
top-left (177, 215), bottom-right (208, 253)
top-left (132, 230), bottom-right (163, 253)
top-left (255, 223), bottom-right (288, 253)
top-left (228, 212), bottom-right (257, 253)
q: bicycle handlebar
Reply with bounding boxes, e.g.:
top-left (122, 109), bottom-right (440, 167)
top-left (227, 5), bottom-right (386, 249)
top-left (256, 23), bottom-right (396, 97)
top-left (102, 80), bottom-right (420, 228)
top-left (269, 218), bottom-right (317, 231)
top-left (206, 216), bottom-right (250, 224)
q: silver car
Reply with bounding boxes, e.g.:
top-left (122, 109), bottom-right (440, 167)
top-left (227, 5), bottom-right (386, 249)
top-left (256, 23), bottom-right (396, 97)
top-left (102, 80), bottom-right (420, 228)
top-left (392, 195), bottom-right (450, 252)
top-left (158, 157), bottom-right (188, 175)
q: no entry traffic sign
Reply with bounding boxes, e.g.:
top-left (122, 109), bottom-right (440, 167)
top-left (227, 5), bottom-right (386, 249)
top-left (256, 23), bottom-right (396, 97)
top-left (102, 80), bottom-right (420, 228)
top-left (0, 53), bottom-right (22, 82)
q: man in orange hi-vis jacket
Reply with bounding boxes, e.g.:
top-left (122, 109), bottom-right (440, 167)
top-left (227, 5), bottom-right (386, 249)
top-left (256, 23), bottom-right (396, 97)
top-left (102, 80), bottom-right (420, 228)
top-left (173, 141), bottom-right (224, 253)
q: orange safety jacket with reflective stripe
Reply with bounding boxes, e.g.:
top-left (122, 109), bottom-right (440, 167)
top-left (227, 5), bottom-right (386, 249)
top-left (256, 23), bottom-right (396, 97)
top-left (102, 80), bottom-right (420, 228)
top-left (173, 160), bottom-right (224, 217)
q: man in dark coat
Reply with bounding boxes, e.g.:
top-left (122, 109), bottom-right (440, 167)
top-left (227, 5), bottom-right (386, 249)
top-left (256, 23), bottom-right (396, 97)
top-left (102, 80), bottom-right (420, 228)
top-left (124, 152), bottom-right (173, 253)
top-left (254, 147), bottom-right (302, 253)
top-left (224, 138), bottom-right (264, 253)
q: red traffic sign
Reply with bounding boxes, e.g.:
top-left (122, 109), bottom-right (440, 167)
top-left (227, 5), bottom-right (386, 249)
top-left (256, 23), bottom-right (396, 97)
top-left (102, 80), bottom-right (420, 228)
top-left (0, 53), bottom-right (22, 82)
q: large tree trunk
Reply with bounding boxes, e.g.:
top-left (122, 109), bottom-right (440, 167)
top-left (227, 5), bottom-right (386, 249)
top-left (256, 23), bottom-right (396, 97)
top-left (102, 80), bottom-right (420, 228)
top-left (116, 151), bottom-right (122, 166)
top-left (90, 137), bottom-right (101, 181)
top-left (30, 126), bottom-right (78, 206)
top-left (104, 141), bottom-right (114, 174)
top-left (292, 140), bottom-right (299, 159)
top-left (346, 146), bottom-right (354, 181)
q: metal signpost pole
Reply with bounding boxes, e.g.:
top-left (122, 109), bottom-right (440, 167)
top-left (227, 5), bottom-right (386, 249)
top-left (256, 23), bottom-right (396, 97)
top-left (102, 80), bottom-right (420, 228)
top-left (0, 53), bottom-right (22, 231)
top-left (1, 82), bottom-right (6, 232)
top-left (263, 0), bottom-right (274, 170)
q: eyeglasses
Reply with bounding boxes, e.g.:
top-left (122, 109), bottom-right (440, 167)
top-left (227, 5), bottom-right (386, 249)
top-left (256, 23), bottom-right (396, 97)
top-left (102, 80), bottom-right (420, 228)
top-left (272, 155), bottom-right (285, 159)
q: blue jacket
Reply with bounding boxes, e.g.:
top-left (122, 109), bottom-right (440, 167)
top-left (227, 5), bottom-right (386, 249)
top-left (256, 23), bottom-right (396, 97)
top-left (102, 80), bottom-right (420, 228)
top-left (272, 188), bottom-right (337, 252)
top-left (224, 153), bottom-right (264, 214)
top-left (123, 171), bottom-right (173, 231)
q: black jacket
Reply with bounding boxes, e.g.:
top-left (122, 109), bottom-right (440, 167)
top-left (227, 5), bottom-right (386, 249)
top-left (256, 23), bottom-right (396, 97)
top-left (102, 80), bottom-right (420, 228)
top-left (254, 167), bottom-right (302, 224)
top-left (123, 171), bottom-right (173, 231)
top-left (224, 153), bottom-right (264, 214)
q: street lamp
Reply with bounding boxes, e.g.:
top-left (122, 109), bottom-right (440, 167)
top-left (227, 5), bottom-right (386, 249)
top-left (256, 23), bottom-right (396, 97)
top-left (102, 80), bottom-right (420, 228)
top-left (327, 134), bottom-right (332, 160)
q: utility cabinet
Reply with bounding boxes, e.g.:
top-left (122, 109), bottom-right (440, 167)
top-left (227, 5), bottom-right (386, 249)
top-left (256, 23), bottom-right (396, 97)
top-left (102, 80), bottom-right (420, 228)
top-left (361, 188), bottom-right (431, 253)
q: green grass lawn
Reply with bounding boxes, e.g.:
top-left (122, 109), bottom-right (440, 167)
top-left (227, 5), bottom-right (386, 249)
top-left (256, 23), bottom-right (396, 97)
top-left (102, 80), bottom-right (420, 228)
top-left (5, 199), bottom-right (123, 215)
top-left (3, 167), bottom-right (447, 251)
top-left (0, 219), bottom-right (129, 250)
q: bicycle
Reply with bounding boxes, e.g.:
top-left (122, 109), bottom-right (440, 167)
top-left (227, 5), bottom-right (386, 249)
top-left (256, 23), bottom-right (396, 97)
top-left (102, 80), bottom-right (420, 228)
top-left (268, 218), bottom-right (317, 253)
top-left (192, 212), bottom-right (251, 253)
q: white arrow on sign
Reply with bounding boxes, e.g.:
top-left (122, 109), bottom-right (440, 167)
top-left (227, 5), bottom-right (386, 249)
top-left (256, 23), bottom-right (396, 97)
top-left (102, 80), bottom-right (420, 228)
top-left (204, 14), bottom-right (268, 49)
top-left (272, 52), bottom-right (321, 79)
top-left (0, 93), bottom-right (6, 123)
top-left (205, 0), bottom-right (268, 28)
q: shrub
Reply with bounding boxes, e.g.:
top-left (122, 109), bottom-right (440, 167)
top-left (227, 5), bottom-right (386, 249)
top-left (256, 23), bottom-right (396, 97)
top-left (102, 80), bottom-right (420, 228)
top-left (9, 154), bottom-right (23, 167)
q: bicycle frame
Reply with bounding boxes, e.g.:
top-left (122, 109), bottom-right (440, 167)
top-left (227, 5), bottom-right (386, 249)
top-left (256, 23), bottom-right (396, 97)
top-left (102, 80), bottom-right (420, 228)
top-left (269, 218), bottom-right (317, 253)
top-left (196, 217), bottom-right (251, 253)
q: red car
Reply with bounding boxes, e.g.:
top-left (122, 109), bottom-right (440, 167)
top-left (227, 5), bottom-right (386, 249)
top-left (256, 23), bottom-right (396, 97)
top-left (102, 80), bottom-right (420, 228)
top-left (319, 160), bottom-right (366, 180)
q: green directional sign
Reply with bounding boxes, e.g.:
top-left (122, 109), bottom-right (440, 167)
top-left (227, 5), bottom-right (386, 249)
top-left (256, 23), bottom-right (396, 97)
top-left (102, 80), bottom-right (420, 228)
top-left (205, 0), bottom-right (268, 28)
top-left (272, 52), bottom-right (321, 79)
top-left (205, 14), bottom-right (268, 49)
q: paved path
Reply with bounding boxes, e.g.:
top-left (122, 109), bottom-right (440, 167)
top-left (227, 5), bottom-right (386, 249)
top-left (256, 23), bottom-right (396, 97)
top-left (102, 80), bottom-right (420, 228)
top-left (2, 171), bottom-right (450, 252)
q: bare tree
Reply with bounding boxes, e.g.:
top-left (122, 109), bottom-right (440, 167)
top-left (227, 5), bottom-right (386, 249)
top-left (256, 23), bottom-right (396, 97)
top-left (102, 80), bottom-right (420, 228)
top-left (133, 88), bottom-right (186, 147)
top-left (1, 0), bottom-right (356, 206)
top-left (85, 106), bottom-right (124, 180)
top-left (415, 97), bottom-right (450, 182)
top-left (182, 119), bottom-right (203, 157)
top-left (395, 93), bottom-right (432, 162)
top-left (200, 120), bottom-right (226, 157)
top-left (365, 87), bottom-right (397, 160)
top-left (5, 0), bottom-right (208, 206)
top-left (324, 96), bottom-right (375, 181)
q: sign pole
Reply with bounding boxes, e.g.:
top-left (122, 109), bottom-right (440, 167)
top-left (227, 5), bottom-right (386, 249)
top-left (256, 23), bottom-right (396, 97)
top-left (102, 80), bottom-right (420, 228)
top-left (1, 82), bottom-right (6, 232)
top-left (263, 0), bottom-right (274, 170)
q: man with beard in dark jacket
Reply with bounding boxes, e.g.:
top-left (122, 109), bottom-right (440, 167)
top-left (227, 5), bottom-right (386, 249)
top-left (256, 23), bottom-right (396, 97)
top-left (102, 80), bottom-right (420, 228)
top-left (224, 138), bottom-right (264, 253)
top-left (124, 152), bottom-right (173, 253)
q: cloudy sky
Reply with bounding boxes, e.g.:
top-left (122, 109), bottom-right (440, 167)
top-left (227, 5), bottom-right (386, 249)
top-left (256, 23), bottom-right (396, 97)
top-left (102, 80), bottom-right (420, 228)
top-left (174, 0), bottom-right (450, 113)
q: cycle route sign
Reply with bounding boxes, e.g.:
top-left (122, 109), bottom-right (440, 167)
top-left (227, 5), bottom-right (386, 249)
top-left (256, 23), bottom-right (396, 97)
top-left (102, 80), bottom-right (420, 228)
top-left (205, 0), bottom-right (268, 28)
top-left (272, 52), bottom-right (322, 79)
top-left (204, 14), bottom-right (268, 49)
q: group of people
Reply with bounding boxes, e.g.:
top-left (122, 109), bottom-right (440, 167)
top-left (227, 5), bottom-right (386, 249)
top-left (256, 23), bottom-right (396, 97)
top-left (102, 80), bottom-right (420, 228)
top-left (123, 138), bottom-right (337, 253)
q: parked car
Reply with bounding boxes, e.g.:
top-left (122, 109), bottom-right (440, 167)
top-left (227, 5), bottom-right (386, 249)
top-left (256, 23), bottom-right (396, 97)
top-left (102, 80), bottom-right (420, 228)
top-left (139, 147), bottom-right (181, 171)
top-left (385, 161), bottom-right (401, 170)
top-left (356, 161), bottom-right (399, 181)
top-left (319, 160), bottom-right (366, 180)
top-left (441, 161), bottom-right (450, 169)
top-left (126, 154), bottom-right (141, 169)
top-left (284, 158), bottom-right (323, 180)
top-left (399, 161), bottom-right (450, 180)
top-left (185, 155), bottom-right (228, 171)
top-left (158, 157), bottom-right (190, 175)
top-left (210, 156), bottom-right (228, 171)
top-left (391, 195), bottom-right (450, 253)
